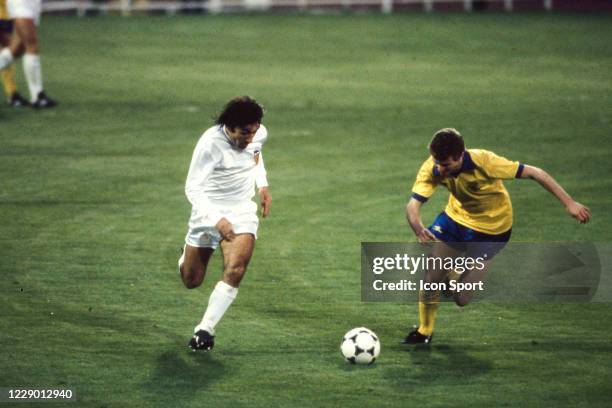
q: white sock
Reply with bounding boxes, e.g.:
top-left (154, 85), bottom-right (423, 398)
top-left (0, 48), bottom-right (14, 71)
top-left (194, 281), bottom-right (238, 335)
top-left (23, 53), bottom-right (43, 102)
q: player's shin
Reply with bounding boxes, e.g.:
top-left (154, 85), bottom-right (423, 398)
top-left (23, 53), bottom-right (42, 102)
top-left (1, 64), bottom-right (17, 99)
top-left (418, 289), bottom-right (440, 336)
top-left (195, 281), bottom-right (238, 335)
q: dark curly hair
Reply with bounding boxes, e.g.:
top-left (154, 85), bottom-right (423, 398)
top-left (215, 96), bottom-right (264, 129)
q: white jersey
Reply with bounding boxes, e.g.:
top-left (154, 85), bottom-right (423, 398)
top-left (185, 124), bottom-right (268, 224)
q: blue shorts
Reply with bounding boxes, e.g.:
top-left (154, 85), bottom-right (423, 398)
top-left (428, 212), bottom-right (511, 259)
top-left (0, 20), bottom-right (13, 33)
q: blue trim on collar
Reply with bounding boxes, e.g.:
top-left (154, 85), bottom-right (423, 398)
top-left (432, 165), bottom-right (440, 177)
top-left (457, 151), bottom-right (476, 174)
top-left (432, 151), bottom-right (474, 178)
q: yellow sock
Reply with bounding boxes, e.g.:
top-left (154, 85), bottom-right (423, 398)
top-left (1, 64), bottom-right (17, 100)
top-left (418, 289), bottom-right (440, 336)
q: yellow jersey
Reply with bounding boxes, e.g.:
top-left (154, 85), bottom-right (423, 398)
top-left (411, 149), bottom-right (524, 235)
top-left (0, 0), bottom-right (7, 20)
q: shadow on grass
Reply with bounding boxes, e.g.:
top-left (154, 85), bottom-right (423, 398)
top-left (403, 340), bottom-right (612, 353)
top-left (49, 301), bottom-right (230, 406)
top-left (337, 360), bottom-right (381, 371)
top-left (383, 343), bottom-right (493, 386)
top-left (383, 338), bottom-right (612, 388)
top-left (142, 350), bottom-right (227, 406)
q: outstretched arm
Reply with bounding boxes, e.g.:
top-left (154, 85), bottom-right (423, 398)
top-left (406, 198), bottom-right (437, 242)
top-left (520, 165), bottom-right (591, 224)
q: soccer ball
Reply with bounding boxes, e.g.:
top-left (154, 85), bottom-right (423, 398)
top-left (340, 327), bottom-right (380, 364)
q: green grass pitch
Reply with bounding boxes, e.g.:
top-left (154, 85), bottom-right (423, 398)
top-left (1, 12), bottom-right (612, 407)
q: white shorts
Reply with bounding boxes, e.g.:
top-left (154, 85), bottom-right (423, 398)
top-left (185, 200), bottom-right (259, 249)
top-left (7, 0), bottom-right (41, 25)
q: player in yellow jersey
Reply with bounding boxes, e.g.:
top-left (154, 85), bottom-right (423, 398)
top-left (403, 128), bottom-right (591, 344)
top-left (0, 0), bottom-right (29, 106)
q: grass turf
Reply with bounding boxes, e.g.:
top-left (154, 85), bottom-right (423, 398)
top-left (1, 12), bottom-right (612, 407)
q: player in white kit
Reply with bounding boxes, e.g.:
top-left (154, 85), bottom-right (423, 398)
top-left (0, 0), bottom-right (56, 107)
top-left (179, 96), bottom-right (272, 351)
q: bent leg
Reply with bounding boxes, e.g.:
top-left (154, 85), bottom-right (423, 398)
top-left (180, 244), bottom-right (214, 289)
top-left (0, 32), bottom-right (17, 99)
top-left (417, 242), bottom-right (462, 336)
top-left (0, 33), bottom-right (23, 72)
top-left (13, 18), bottom-right (38, 53)
top-left (192, 234), bottom-right (255, 336)
top-left (220, 233), bottom-right (255, 287)
top-left (14, 19), bottom-right (45, 102)
top-left (453, 259), bottom-right (492, 307)
top-left (8, 29), bottom-right (24, 57)
top-left (426, 242), bottom-right (461, 283)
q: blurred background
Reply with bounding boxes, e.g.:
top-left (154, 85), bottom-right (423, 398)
top-left (40, 0), bottom-right (612, 16)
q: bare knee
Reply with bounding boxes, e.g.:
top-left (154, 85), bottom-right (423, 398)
top-left (184, 280), bottom-right (201, 290)
top-left (181, 265), bottom-right (205, 289)
top-left (454, 293), bottom-right (472, 307)
top-left (224, 265), bottom-right (246, 287)
top-left (8, 41), bottom-right (24, 57)
top-left (13, 46), bottom-right (25, 58)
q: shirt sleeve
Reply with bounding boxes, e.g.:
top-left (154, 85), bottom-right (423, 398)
top-left (411, 157), bottom-right (438, 202)
top-left (474, 149), bottom-right (522, 180)
top-left (185, 137), bottom-right (224, 225)
top-left (252, 125), bottom-right (269, 188)
top-left (255, 152), bottom-right (268, 188)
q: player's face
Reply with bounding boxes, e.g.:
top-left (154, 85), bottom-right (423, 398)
top-left (227, 123), bottom-right (260, 150)
top-left (434, 154), bottom-right (463, 177)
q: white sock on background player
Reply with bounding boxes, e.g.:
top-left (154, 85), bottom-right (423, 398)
top-left (0, 48), bottom-right (14, 71)
top-left (23, 54), bottom-right (43, 102)
top-left (194, 280), bottom-right (238, 335)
